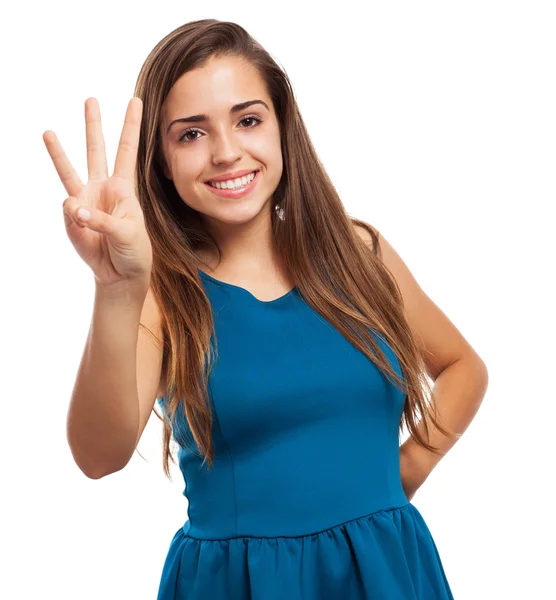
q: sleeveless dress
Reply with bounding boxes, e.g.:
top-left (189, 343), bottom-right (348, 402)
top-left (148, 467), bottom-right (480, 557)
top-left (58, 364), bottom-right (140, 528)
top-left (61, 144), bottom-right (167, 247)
top-left (156, 269), bottom-right (455, 599)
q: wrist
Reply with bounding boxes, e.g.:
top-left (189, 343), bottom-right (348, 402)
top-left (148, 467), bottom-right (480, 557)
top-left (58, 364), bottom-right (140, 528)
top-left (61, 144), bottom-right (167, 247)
top-left (94, 277), bottom-right (150, 303)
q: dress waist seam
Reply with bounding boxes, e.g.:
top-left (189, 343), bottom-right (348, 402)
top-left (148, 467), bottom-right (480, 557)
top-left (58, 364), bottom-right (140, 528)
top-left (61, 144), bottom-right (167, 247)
top-left (183, 501), bottom-right (412, 542)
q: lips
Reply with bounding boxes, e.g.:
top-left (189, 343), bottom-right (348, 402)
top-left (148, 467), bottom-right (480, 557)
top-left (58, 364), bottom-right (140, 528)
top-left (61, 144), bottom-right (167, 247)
top-left (207, 170), bottom-right (258, 188)
top-left (203, 169), bottom-right (260, 198)
top-left (205, 169), bottom-right (259, 185)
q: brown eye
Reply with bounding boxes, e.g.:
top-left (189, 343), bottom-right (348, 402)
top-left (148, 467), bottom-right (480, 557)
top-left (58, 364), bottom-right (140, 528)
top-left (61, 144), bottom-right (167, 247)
top-left (178, 115), bottom-right (262, 144)
top-left (178, 129), bottom-right (202, 143)
top-left (241, 116), bottom-right (262, 128)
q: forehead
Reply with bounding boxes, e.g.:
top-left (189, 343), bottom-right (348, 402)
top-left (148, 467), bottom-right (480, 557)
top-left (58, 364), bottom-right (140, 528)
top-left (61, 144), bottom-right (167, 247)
top-left (163, 56), bottom-right (268, 119)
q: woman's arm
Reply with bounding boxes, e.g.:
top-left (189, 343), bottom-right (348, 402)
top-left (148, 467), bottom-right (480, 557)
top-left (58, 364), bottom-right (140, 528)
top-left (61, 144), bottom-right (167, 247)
top-left (66, 280), bottom-right (161, 479)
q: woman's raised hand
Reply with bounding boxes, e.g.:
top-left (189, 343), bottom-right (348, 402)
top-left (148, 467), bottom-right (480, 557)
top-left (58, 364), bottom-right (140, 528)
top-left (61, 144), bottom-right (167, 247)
top-left (43, 97), bottom-right (153, 290)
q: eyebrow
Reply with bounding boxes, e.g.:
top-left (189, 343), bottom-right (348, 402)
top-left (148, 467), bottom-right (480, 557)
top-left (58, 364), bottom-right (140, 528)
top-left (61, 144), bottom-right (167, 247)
top-left (166, 99), bottom-right (270, 135)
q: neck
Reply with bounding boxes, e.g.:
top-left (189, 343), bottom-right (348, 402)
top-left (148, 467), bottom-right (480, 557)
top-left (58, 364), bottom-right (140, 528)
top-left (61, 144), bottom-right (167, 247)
top-left (198, 203), bottom-right (280, 275)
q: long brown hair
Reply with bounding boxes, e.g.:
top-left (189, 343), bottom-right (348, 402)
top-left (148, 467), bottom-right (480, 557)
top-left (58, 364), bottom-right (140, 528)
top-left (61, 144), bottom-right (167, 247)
top-left (132, 19), bottom-right (457, 478)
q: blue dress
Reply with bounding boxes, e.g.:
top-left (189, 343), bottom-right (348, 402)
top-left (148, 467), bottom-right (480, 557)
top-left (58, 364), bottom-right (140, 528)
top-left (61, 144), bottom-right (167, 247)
top-left (156, 269), bottom-right (454, 599)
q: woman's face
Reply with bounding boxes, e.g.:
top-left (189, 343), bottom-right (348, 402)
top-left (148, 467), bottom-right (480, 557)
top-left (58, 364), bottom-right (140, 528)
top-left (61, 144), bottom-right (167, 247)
top-left (160, 55), bottom-right (283, 226)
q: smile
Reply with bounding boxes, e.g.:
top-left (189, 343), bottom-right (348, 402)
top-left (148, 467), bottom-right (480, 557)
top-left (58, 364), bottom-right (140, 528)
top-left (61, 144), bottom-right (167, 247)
top-left (203, 170), bottom-right (260, 199)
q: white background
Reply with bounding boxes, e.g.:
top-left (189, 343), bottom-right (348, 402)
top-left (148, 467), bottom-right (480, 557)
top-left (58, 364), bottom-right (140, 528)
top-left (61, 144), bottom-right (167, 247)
top-left (1, 1), bottom-right (554, 598)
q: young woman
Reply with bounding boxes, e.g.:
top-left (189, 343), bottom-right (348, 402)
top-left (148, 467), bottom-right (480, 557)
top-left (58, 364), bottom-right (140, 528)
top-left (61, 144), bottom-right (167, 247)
top-left (44, 19), bottom-right (488, 600)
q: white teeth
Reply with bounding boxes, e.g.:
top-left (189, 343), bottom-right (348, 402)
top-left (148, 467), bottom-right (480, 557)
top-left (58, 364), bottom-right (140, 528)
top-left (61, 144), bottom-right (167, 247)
top-left (208, 171), bottom-right (256, 189)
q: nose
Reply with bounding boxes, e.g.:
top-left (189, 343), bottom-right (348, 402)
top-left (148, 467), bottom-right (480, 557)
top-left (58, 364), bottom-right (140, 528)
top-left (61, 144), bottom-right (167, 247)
top-left (210, 125), bottom-right (243, 165)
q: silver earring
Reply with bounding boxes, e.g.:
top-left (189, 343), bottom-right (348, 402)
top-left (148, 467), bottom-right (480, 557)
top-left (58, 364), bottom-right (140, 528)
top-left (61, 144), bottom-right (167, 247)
top-left (274, 204), bottom-right (285, 221)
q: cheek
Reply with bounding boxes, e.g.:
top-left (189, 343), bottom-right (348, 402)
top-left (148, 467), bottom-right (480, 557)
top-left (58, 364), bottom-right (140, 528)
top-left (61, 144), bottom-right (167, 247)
top-left (248, 138), bottom-right (283, 175)
top-left (170, 151), bottom-right (205, 181)
top-left (268, 144), bottom-right (283, 177)
top-left (252, 129), bottom-right (281, 155)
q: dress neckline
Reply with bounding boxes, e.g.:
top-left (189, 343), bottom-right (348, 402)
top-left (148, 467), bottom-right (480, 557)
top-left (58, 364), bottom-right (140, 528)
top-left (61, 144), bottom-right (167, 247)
top-left (197, 268), bottom-right (297, 305)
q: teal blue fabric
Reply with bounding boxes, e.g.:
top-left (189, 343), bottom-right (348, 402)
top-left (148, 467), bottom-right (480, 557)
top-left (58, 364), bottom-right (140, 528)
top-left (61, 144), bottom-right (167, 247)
top-left (156, 269), bottom-right (454, 599)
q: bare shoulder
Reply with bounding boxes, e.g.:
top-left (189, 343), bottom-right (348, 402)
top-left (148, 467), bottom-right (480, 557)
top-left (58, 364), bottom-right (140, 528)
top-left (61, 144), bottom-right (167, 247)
top-left (351, 220), bottom-right (381, 256)
top-left (352, 220), bottom-right (487, 380)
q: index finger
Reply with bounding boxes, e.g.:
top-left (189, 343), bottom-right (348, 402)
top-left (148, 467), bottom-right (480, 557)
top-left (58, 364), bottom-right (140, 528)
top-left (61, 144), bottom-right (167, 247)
top-left (43, 131), bottom-right (85, 198)
top-left (113, 97), bottom-right (143, 181)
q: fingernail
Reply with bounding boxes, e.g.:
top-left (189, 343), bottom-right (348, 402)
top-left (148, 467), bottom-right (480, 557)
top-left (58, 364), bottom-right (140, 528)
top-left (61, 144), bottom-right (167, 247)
top-left (77, 207), bottom-right (91, 221)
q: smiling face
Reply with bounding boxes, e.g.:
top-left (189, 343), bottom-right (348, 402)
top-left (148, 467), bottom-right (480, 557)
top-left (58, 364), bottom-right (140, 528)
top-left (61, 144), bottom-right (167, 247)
top-left (160, 55), bottom-right (284, 230)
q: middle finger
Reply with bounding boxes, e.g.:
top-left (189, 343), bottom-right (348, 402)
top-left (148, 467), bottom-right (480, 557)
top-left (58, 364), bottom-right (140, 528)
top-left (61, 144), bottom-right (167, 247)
top-left (85, 97), bottom-right (109, 181)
